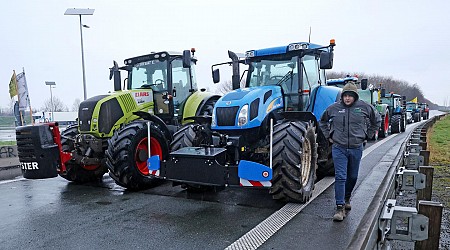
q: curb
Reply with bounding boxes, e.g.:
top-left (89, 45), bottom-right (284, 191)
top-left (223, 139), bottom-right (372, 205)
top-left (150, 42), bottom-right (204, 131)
top-left (0, 157), bottom-right (21, 181)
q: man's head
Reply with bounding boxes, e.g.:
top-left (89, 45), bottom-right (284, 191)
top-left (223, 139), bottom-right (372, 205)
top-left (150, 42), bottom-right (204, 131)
top-left (341, 82), bottom-right (359, 106)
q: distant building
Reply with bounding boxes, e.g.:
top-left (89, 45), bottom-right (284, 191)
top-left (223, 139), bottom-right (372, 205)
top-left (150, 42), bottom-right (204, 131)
top-left (33, 111), bottom-right (77, 126)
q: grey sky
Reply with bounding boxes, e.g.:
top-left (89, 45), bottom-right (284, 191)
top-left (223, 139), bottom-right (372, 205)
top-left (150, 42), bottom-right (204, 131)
top-left (2, 0), bottom-right (450, 110)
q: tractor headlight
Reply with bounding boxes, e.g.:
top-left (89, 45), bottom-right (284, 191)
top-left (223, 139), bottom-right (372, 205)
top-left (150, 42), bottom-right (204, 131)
top-left (238, 104), bottom-right (248, 126)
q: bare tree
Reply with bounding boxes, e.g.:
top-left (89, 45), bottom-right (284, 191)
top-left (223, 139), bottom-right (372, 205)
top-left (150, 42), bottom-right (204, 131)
top-left (42, 96), bottom-right (68, 112)
top-left (72, 98), bottom-right (81, 112)
top-left (215, 78), bottom-right (247, 95)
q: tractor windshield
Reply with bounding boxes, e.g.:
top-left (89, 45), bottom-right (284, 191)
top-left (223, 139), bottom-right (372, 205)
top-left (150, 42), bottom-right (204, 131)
top-left (406, 103), bottom-right (417, 111)
top-left (247, 56), bottom-right (298, 90)
top-left (130, 59), bottom-right (168, 91)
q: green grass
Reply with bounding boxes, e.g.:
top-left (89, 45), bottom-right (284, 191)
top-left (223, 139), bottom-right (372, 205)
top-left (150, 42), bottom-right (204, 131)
top-left (0, 141), bottom-right (16, 146)
top-left (428, 114), bottom-right (450, 208)
top-left (429, 115), bottom-right (450, 165)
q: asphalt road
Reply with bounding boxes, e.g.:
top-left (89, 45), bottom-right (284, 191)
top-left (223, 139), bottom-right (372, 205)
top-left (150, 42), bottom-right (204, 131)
top-left (0, 114), bottom-right (437, 250)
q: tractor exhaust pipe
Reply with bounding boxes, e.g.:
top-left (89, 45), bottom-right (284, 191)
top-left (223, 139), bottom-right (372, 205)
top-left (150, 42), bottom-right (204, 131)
top-left (228, 50), bottom-right (240, 90)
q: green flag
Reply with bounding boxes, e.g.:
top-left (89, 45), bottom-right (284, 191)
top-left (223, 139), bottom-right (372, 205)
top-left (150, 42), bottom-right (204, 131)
top-left (9, 71), bottom-right (17, 98)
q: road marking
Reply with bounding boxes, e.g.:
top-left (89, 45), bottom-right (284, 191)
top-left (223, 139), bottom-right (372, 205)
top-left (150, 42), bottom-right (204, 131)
top-left (0, 177), bottom-right (25, 185)
top-left (225, 133), bottom-right (400, 250)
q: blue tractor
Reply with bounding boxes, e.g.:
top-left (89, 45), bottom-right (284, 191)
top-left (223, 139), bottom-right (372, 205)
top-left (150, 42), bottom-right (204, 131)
top-left (147, 40), bottom-right (341, 203)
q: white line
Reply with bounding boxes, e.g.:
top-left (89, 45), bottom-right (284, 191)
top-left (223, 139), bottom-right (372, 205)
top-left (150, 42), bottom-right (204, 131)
top-left (0, 177), bottom-right (25, 185)
top-left (225, 133), bottom-right (400, 250)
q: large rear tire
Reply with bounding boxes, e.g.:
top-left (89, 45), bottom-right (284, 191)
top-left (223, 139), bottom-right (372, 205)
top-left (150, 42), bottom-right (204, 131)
top-left (400, 113), bottom-right (406, 132)
top-left (391, 114), bottom-right (401, 134)
top-left (379, 111), bottom-right (389, 138)
top-left (270, 121), bottom-right (318, 203)
top-left (60, 125), bottom-right (107, 183)
top-left (414, 112), bottom-right (420, 122)
top-left (106, 121), bottom-right (169, 190)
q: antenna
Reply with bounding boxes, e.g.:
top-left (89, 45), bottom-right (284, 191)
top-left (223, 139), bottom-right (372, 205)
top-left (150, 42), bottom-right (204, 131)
top-left (308, 27), bottom-right (312, 43)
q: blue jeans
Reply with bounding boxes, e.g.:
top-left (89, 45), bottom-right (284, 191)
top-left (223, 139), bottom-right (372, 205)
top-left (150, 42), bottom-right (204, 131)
top-left (332, 144), bottom-right (363, 205)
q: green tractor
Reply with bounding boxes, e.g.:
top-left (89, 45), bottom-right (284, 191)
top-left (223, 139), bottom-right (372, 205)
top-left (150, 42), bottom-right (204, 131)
top-left (379, 91), bottom-right (407, 134)
top-left (17, 49), bottom-right (220, 190)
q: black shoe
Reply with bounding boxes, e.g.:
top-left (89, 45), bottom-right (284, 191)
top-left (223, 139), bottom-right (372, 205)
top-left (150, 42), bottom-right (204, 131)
top-left (333, 205), bottom-right (346, 221)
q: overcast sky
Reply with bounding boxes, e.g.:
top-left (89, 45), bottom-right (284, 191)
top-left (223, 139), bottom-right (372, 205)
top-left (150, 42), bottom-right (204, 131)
top-left (2, 0), bottom-right (450, 111)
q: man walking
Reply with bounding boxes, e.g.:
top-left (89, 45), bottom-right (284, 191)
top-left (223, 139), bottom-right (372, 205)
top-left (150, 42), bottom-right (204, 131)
top-left (319, 81), bottom-right (381, 221)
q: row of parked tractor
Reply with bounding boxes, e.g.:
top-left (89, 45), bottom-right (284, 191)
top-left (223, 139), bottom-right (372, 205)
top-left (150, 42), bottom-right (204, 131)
top-left (327, 76), bottom-right (429, 140)
top-left (16, 39), bottom-right (430, 203)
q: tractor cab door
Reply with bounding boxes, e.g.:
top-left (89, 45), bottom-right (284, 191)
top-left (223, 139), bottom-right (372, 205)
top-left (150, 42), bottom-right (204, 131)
top-left (170, 58), bottom-right (197, 119)
top-left (299, 55), bottom-right (321, 111)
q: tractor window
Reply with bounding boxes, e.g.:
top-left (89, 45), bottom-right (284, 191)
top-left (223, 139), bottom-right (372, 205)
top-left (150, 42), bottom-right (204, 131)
top-left (301, 55), bottom-right (320, 109)
top-left (171, 59), bottom-right (194, 113)
top-left (247, 57), bottom-right (298, 91)
top-left (130, 60), bottom-right (168, 91)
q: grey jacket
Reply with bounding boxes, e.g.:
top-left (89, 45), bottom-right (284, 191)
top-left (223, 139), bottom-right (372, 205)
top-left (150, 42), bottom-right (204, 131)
top-left (319, 100), bottom-right (381, 148)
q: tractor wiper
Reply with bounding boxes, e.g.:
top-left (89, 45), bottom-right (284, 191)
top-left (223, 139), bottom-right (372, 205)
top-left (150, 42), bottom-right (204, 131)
top-left (276, 71), bottom-right (293, 86)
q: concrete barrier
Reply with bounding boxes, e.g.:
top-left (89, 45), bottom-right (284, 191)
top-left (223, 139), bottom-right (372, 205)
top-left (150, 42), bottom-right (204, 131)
top-left (0, 145), bottom-right (21, 180)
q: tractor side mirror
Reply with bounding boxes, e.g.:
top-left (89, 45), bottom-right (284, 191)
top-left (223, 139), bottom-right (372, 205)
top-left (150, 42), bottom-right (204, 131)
top-left (361, 79), bottom-right (368, 90)
top-left (182, 50), bottom-right (191, 68)
top-left (380, 88), bottom-right (386, 98)
top-left (110, 61), bottom-right (121, 92)
top-left (212, 69), bottom-right (220, 83)
top-left (320, 51), bottom-right (334, 69)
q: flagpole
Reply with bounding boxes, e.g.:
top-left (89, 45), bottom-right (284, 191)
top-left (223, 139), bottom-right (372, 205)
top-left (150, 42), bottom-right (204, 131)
top-left (13, 70), bottom-right (24, 126)
top-left (22, 68), bottom-right (34, 125)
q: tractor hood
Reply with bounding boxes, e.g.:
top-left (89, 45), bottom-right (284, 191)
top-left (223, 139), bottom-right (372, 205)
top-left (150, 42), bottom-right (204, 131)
top-left (212, 86), bottom-right (283, 130)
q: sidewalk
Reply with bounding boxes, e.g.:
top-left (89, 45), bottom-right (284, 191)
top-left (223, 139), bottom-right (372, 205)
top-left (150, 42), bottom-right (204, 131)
top-left (0, 157), bottom-right (21, 181)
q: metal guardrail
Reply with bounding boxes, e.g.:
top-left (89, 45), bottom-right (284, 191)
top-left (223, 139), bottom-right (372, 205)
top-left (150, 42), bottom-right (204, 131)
top-left (347, 114), bottom-right (445, 249)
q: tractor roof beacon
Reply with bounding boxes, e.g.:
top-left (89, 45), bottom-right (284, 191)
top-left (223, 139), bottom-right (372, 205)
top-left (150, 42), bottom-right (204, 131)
top-left (148, 40), bottom-right (343, 203)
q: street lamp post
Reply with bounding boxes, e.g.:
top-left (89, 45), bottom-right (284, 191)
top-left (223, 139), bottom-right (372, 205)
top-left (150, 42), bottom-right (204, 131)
top-left (45, 81), bottom-right (56, 121)
top-left (64, 8), bottom-right (95, 101)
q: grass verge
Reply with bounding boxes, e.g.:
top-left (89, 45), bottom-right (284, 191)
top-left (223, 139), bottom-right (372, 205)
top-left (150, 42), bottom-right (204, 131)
top-left (428, 114), bottom-right (450, 207)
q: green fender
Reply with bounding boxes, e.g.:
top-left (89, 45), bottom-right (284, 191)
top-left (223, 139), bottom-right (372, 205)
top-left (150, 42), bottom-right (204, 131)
top-left (182, 90), bottom-right (220, 125)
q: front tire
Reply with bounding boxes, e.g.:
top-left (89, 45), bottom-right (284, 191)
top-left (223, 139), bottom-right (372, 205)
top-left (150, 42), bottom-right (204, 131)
top-left (270, 121), bottom-right (318, 203)
top-left (391, 114), bottom-right (401, 134)
top-left (106, 121), bottom-right (169, 190)
top-left (379, 111), bottom-right (389, 138)
top-left (60, 125), bottom-right (107, 183)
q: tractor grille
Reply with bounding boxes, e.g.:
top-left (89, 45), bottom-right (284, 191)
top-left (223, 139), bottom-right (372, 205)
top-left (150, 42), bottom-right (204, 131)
top-left (118, 93), bottom-right (137, 113)
top-left (79, 95), bottom-right (108, 132)
top-left (216, 106), bottom-right (239, 126)
top-left (98, 98), bottom-right (124, 134)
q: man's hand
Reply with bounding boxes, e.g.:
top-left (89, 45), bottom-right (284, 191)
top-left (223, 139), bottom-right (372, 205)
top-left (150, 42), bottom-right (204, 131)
top-left (329, 138), bottom-right (334, 144)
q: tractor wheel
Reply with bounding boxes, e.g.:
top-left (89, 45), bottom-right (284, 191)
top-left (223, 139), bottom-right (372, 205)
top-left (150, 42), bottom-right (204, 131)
top-left (413, 113), bottom-right (420, 122)
top-left (316, 152), bottom-right (334, 180)
top-left (60, 125), bottom-right (107, 183)
top-left (270, 120), bottom-right (318, 203)
top-left (170, 124), bottom-right (213, 192)
top-left (106, 121), bottom-right (169, 190)
top-left (379, 111), bottom-right (389, 138)
top-left (391, 114), bottom-right (401, 134)
top-left (400, 114), bottom-right (406, 132)
top-left (171, 123), bottom-right (212, 150)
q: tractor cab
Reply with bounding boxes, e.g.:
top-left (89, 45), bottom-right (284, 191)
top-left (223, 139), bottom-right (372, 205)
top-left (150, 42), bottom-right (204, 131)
top-left (111, 50), bottom-right (197, 124)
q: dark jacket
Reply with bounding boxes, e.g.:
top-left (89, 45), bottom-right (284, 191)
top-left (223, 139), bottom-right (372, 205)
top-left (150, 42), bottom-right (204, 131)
top-left (319, 100), bottom-right (381, 148)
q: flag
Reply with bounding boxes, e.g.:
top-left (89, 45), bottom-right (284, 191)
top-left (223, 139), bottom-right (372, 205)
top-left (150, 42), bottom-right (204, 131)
top-left (9, 71), bottom-right (17, 98)
top-left (410, 97), bottom-right (418, 103)
top-left (16, 72), bottom-right (31, 111)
